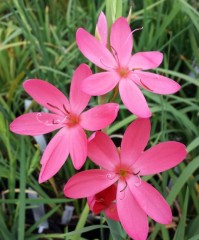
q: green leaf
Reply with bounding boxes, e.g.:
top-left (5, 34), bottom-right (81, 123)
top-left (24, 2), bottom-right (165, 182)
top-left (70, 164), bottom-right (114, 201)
top-left (173, 187), bottom-right (189, 240)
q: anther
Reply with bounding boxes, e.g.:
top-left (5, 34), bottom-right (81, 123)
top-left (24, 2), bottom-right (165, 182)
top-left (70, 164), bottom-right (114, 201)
top-left (63, 104), bottom-right (69, 114)
top-left (120, 180), bottom-right (127, 192)
top-left (133, 170), bottom-right (140, 176)
top-left (110, 45), bottom-right (120, 66)
top-left (47, 102), bottom-right (67, 115)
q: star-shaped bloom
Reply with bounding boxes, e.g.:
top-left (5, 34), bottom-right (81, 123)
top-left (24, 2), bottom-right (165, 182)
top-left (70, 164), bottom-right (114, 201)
top-left (76, 14), bottom-right (181, 118)
top-left (87, 184), bottom-right (119, 221)
top-left (10, 64), bottom-right (119, 183)
top-left (64, 118), bottom-right (186, 240)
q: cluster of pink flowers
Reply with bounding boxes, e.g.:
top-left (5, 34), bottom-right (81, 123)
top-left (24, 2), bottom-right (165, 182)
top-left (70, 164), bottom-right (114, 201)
top-left (10, 12), bottom-right (186, 240)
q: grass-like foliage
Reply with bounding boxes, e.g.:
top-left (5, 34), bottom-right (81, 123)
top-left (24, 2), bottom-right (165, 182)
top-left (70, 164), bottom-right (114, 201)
top-left (0, 0), bottom-right (199, 239)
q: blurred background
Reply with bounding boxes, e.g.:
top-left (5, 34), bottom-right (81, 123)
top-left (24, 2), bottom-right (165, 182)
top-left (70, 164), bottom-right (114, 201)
top-left (0, 0), bottom-right (199, 239)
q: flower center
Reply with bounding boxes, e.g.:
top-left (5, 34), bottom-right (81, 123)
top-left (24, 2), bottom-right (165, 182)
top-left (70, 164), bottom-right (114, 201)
top-left (119, 169), bottom-right (128, 178)
top-left (67, 113), bottom-right (80, 127)
top-left (36, 102), bottom-right (80, 127)
top-left (117, 67), bottom-right (129, 78)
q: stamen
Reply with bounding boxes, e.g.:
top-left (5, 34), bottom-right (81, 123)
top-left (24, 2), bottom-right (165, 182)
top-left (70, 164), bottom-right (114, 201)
top-left (140, 80), bottom-right (153, 91)
top-left (47, 102), bottom-right (66, 115)
top-left (63, 104), bottom-right (69, 114)
top-left (132, 27), bottom-right (143, 34)
top-left (124, 27), bottom-right (143, 46)
top-left (52, 116), bottom-right (68, 124)
top-left (99, 57), bottom-right (114, 70)
top-left (36, 113), bottom-right (54, 126)
top-left (110, 45), bottom-right (120, 66)
top-left (36, 113), bottom-right (67, 126)
top-left (120, 180), bottom-right (127, 192)
top-left (133, 170), bottom-right (140, 176)
top-left (106, 173), bottom-right (116, 180)
top-left (119, 185), bottom-right (126, 200)
top-left (134, 174), bottom-right (142, 187)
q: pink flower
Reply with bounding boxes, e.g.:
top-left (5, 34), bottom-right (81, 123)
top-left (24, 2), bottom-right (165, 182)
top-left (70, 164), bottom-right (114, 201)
top-left (87, 184), bottom-right (119, 221)
top-left (76, 15), bottom-right (181, 118)
top-left (10, 64), bottom-right (119, 183)
top-left (64, 118), bottom-right (186, 240)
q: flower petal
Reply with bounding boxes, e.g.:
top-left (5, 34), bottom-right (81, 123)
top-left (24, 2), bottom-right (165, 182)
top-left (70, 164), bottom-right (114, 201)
top-left (88, 131), bottom-right (120, 171)
top-left (134, 142), bottom-right (187, 175)
top-left (39, 128), bottom-right (70, 183)
top-left (96, 11), bottom-right (108, 46)
top-left (69, 64), bottom-right (92, 114)
top-left (135, 71), bottom-right (181, 94)
top-left (119, 79), bottom-right (151, 118)
top-left (128, 179), bottom-right (172, 224)
top-left (76, 28), bottom-right (116, 70)
top-left (110, 17), bottom-right (132, 66)
top-left (128, 52), bottom-right (163, 70)
top-left (9, 112), bottom-right (64, 136)
top-left (81, 103), bottom-right (119, 131)
top-left (104, 203), bottom-right (120, 221)
top-left (23, 79), bottom-right (70, 115)
top-left (69, 125), bottom-right (87, 170)
top-left (64, 169), bottom-right (118, 198)
top-left (120, 118), bottom-right (151, 166)
top-left (82, 71), bottom-right (120, 95)
top-left (117, 182), bottom-right (148, 240)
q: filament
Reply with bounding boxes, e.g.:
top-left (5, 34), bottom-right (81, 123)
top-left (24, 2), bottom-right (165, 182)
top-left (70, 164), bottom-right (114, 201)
top-left (36, 113), bottom-right (67, 126)
top-left (47, 102), bottom-right (67, 115)
top-left (134, 174), bottom-right (142, 187)
top-left (110, 45), bottom-right (120, 66)
top-left (140, 80), bottom-right (153, 91)
top-left (120, 180), bottom-right (127, 192)
top-left (99, 57), bottom-right (114, 70)
top-left (124, 27), bottom-right (143, 47)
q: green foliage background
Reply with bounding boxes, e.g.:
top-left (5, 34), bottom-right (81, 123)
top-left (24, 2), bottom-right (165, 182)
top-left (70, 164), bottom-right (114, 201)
top-left (0, 0), bottom-right (199, 239)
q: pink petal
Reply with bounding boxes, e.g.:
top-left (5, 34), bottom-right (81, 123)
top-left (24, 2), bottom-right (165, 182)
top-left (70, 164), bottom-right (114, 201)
top-left (96, 12), bottom-right (108, 46)
top-left (117, 182), bottom-right (148, 240)
top-left (135, 71), bottom-right (181, 94)
top-left (39, 128), bottom-right (70, 183)
top-left (110, 17), bottom-right (132, 66)
top-left (128, 179), bottom-right (172, 224)
top-left (82, 71), bottom-right (120, 95)
top-left (64, 169), bottom-right (119, 198)
top-left (81, 103), bottom-right (119, 131)
top-left (134, 142), bottom-right (187, 175)
top-left (9, 112), bottom-right (64, 136)
top-left (104, 203), bottom-right (120, 221)
top-left (120, 118), bottom-right (151, 166)
top-left (76, 28), bottom-right (116, 70)
top-left (88, 131), bottom-right (120, 171)
top-left (69, 64), bottom-right (92, 114)
top-left (23, 79), bottom-right (70, 115)
top-left (119, 79), bottom-right (151, 118)
top-left (69, 125), bottom-right (87, 170)
top-left (128, 52), bottom-right (163, 70)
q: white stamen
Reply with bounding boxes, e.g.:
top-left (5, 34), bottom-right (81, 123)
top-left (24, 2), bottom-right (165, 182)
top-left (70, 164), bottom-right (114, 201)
top-left (99, 57), bottom-right (115, 70)
top-left (36, 113), bottom-right (67, 126)
top-left (106, 173), bottom-right (116, 180)
top-left (134, 174), bottom-right (142, 187)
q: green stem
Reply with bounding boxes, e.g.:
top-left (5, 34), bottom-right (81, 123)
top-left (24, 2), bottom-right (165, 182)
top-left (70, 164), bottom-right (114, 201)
top-left (18, 137), bottom-right (26, 240)
top-left (69, 203), bottom-right (89, 240)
